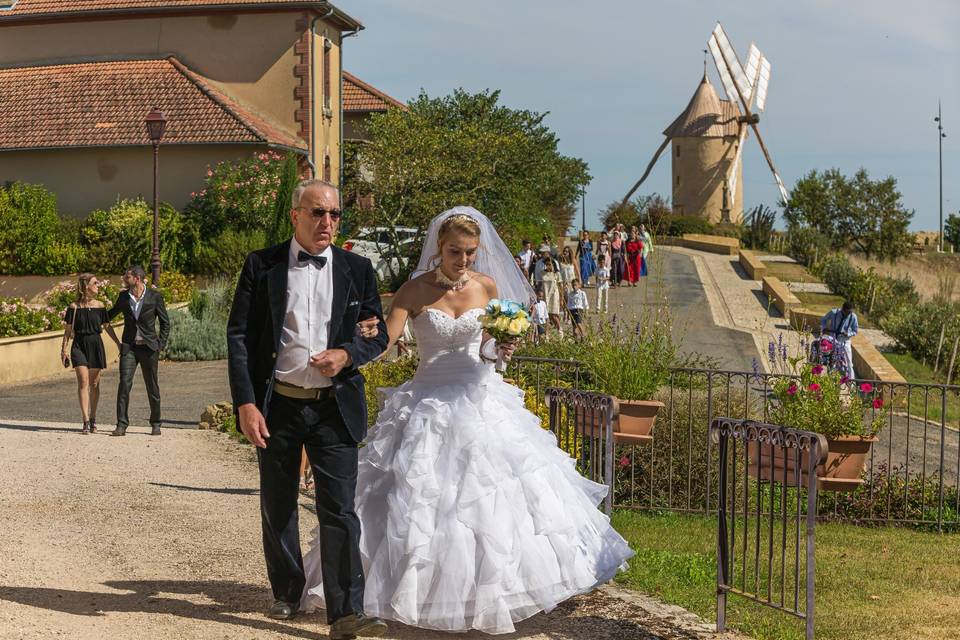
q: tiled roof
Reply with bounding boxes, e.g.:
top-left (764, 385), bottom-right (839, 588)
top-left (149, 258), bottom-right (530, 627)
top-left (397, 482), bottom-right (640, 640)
top-left (0, 0), bottom-right (362, 29)
top-left (0, 57), bottom-right (306, 151)
top-left (663, 74), bottom-right (742, 138)
top-left (343, 71), bottom-right (406, 112)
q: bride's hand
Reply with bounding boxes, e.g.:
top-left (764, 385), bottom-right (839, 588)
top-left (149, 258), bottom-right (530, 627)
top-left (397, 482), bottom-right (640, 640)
top-left (496, 338), bottom-right (520, 362)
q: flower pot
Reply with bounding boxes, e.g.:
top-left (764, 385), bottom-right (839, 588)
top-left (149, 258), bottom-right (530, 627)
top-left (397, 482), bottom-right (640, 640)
top-left (575, 399), bottom-right (662, 445)
top-left (746, 435), bottom-right (878, 492)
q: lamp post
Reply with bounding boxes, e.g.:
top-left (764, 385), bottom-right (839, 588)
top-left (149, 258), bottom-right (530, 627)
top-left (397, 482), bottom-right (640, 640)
top-left (145, 107), bottom-right (167, 285)
top-left (581, 184), bottom-right (586, 231)
top-left (935, 102), bottom-right (946, 252)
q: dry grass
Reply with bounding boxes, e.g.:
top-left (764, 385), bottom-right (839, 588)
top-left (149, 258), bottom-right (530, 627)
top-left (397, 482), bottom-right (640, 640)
top-left (764, 261), bottom-right (821, 283)
top-left (847, 252), bottom-right (960, 302)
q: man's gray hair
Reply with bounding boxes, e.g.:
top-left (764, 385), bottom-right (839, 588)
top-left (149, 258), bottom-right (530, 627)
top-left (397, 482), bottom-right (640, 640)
top-left (291, 179), bottom-right (338, 209)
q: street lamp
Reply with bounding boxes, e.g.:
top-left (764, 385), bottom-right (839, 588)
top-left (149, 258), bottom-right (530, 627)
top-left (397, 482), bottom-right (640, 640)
top-left (145, 107), bottom-right (167, 285)
top-left (581, 184), bottom-right (586, 231)
top-left (935, 102), bottom-right (947, 252)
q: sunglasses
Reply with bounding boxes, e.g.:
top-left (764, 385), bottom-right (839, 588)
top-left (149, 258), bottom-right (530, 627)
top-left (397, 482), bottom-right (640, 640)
top-left (298, 207), bottom-right (342, 220)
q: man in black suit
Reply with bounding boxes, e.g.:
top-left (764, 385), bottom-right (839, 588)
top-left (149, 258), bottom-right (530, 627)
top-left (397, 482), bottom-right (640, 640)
top-left (108, 264), bottom-right (170, 437)
top-left (227, 179), bottom-right (389, 640)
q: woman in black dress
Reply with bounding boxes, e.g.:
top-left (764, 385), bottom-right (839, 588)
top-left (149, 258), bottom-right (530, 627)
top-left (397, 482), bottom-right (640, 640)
top-left (60, 273), bottom-right (120, 434)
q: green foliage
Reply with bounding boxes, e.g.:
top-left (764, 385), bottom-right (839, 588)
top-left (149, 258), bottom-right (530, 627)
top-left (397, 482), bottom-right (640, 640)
top-left (769, 361), bottom-right (886, 439)
top-left (661, 214), bottom-right (713, 237)
top-left (164, 306), bottom-right (227, 361)
top-left (42, 278), bottom-right (122, 313)
top-left (151, 271), bottom-right (195, 303)
top-left (814, 253), bottom-right (918, 320)
top-left (0, 182), bottom-right (84, 275)
top-left (785, 168), bottom-right (913, 262)
top-left (183, 150), bottom-right (288, 238)
top-left (267, 153), bottom-right (299, 246)
top-left (742, 204), bottom-right (776, 250)
top-left (188, 278), bottom-right (235, 322)
top-left (361, 356), bottom-right (419, 427)
top-left (945, 213), bottom-right (960, 252)
top-left (81, 198), bottom-right (188, 273)
top-left (345, 89), bottom-right (591, 273)
top-left (190, 228), bottom-right (266, 277)
top-left (786, 225), bottom-right (832, 267)
top-left (0, 297), bottom-right (63, 337)
top-left (881, 299), bottom-right (960, 380)
top-left (600, 193), bottom-right (672, 233)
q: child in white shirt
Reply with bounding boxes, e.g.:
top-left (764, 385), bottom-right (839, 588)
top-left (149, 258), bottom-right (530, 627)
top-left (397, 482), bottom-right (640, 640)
top-left (567, 279), bottom-right (588, 339)
top-left (595, 266), bottom-right (610, 312)
top-left (531, 293), bottom-right (548, 343)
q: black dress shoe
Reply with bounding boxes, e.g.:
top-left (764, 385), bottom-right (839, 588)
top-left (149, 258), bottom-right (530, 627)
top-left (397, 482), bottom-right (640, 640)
top-left (110, 426), bottom-right (127, 437)
top-left (329, 613), bottom-right (388, 639)
top-left (267, 600), bottom-right (298, 620)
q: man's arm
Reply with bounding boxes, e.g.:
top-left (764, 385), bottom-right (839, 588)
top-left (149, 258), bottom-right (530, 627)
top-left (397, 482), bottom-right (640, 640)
top-left (820, 311), bottom-right (831, 333)
top-left (155, 292), bottom-right (170, 350)
top-left (336, 259), bottom-right (388, 369)
top-left (848, 314), bottom-right (859, 338)
top-left (227, 253), bottom-right (260, 407)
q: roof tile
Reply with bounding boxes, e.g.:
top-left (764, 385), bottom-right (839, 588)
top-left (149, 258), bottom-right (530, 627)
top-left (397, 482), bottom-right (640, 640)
top-left (343, 71), bottom-right (406, 113)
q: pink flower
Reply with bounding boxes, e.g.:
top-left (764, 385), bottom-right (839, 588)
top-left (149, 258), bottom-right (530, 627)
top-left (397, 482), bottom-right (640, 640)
top-left (808, 383), bottom-right (821, 392)
top-left (840, 375), bottom-right (850, 384)
top-left (206, 169), bottom-right (213, 177)
top-left (618, 456), bottom-right (630, 468)
top-left (860, 383), bottom-right (873, 393)
top-left (811, 365), bottom-right (824, 375)
top-left (873, 397), bottom-right (884, 409)
top-left (820, 339), bottom-right (833, 353)
top-left (787, 384), bottom-right (798, 396)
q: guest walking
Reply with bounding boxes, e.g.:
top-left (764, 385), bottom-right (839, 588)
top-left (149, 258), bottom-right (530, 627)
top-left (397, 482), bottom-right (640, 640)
top-left (541, 258), bottom-right (563, 337)
top-left (516, 239), bottom-right (535, 281)
top-left (531, 291), bottom-right (548, 343)
top-left (639, 224), bottom-right (652, 277)
top-left (576, 230), bottom-right (596, 286)
top-left (596, 231), bottom-right (611, 275)
top-left (559, 246), bottom-right (579, 316)
top-left (625, 229), bottom-right (643, 286)
top-left (108, 265), bottom-right (170, 436)
top-left (567, 279), bottom-right (588, 339)
top-left (60, 273), bottom-right (120, 434)
top-left (595, 263), bottom-right (610, 313)
top-left (610, 232), bottom-right (626, 287)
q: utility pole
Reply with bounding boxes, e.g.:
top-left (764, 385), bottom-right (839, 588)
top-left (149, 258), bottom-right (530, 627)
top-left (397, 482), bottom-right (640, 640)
top-left (935, 101), bottom-right (946, 252)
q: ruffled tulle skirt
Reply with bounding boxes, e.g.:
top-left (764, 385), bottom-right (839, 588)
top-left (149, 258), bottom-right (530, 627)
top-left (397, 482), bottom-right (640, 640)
top-left (301, 373), bottom-right (634, 635)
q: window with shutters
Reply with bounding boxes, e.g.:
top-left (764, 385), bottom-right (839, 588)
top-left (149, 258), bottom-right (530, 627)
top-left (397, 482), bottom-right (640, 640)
top-left (322, 38), bottom-right (332, 114)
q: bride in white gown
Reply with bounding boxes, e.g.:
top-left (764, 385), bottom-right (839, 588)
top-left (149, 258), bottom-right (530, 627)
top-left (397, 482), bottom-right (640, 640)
top-left (301, 207), bottom-right (634, 635)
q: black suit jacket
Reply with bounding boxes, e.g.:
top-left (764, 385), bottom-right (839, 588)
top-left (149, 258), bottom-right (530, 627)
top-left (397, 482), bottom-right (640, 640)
top-left (108, 287), bottom-right (170, 352)
top-left (227, 241), bottom-right (388, 443)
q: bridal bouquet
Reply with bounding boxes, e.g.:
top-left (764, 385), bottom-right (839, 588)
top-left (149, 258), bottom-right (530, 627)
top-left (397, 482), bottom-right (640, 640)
top-left (479, 299), bottom-right (532, 371)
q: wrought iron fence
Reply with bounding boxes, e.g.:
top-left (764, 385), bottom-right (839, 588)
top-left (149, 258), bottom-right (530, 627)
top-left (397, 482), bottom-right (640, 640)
top-left (513, 357), bottom-right (960, 530)
top-left (713, 418), bottom-right (825, 640)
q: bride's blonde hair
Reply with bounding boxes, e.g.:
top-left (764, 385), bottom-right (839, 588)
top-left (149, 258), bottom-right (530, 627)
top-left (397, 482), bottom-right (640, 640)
top-left (428, 213), bottom-right (482, 269)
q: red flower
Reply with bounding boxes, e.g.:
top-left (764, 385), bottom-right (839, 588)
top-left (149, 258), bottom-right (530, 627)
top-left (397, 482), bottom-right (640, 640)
top-left (618, 456), bottom-right (630, 468)
top-left (860, 383), bottom-right (874, 393)
top-left (808, 383), bottom-right (821, 392)
top-left (820, 339), bottom-right (834, 353)
top-left (812, 365), bottom-right (824, 375)
top-left (840, 375), bottom-right (850, 384)
top-left (787, 384), bottom-right (798, 396)
top-left (873, 397), bottom-right (884, 409)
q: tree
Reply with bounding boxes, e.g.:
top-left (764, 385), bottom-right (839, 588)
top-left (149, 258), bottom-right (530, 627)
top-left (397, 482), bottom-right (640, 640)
top-left (599, 193), bottom-right (671, 231)
top-left (945, 213), bottom-right (960, 252)
top-left (599, 200), bottom-right (640, 229)
top-left (785, 168), bottom-right (913, 262)
top-left (344, 89), bottom-right (591, 279)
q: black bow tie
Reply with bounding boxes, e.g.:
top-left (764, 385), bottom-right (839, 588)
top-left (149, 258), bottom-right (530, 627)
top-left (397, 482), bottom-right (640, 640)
top-left (298, 251), bottom-right (327, 268)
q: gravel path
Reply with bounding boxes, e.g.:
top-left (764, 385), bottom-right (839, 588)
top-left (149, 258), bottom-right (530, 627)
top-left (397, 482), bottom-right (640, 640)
top-left (0, 419), bottom-right (746, 640)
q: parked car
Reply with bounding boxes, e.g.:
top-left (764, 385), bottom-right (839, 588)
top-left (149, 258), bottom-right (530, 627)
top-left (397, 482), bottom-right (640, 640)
top-left (343, 226), bottom-right (418, 281)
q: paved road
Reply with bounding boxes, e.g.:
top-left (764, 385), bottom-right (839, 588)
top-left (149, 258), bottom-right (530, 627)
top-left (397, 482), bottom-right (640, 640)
top-left (604, 249), bottom-right (760, 371)
top-left (0, 360), bottom-right (229, 430)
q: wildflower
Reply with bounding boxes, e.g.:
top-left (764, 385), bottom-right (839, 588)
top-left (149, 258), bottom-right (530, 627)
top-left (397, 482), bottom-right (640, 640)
top-left (820, 338), bottom-right (833, 353)
top-left (618, 456), bottom-right (630, 468)
top-left (751, 357), bottom-right (761, 381)
top-left (840, 375), bottom-right (850, 384)
top-left (859, 383), bottom-right (873, 393)
top-left (873, 397), bottom-right (884, 409)
top-left (768, 340), bottom-right (776, 362)
top-left (206, 169), bottom-right (213, 177)
top-left (812, 365), bottom-right (824, 375)
top-left (787, 384), bottom-right (798, 396)
top-left (808, 382), bottom-right (821, 392)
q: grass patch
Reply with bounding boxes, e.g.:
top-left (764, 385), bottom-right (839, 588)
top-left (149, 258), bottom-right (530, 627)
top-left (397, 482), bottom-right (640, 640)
top-left (764, 261), bottom-right (821, 283)
top-left (883, 350), bottom-right (960, 424)
top-left (612, 509), bottom-right (960, 640)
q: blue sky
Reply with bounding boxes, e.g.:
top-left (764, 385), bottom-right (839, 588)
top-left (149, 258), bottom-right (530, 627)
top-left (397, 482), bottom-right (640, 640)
top-left (341, 0), bottom-right (959, 231)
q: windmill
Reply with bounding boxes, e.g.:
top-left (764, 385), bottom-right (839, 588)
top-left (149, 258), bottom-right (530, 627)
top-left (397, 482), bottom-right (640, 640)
top-left (620, 23), bottom-right (789, 223)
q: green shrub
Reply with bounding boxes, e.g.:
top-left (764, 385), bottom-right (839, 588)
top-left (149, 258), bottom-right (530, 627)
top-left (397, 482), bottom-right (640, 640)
top-left (188, 279), bottom-right (235, 322)
top-left (815, 253), bottom-right (859, 299)
top-left (190, 228), bottom-right (266, 276)
top-left (0, 297), bottom-right (63, 337)
top-left (42, 278), bottom-right (122, 313)
top-left (361, 356), bottom-right (418, 427)
top-left (881, 299), bottom-right (960, 379)
top-left (786, 225), bottom-right (832, 267)
top-left (164, 307), bottom-right (227, 361)
top-left (81, 198), bottom-right (189, 274)
top-left (662, 215), bottom-right (713, 237)
top-left (151, 271), bottom-right (195, 304)
top-left (741, 204), bottom-right (776, 250)
top-left (0, 182), bottom-right (84, 275)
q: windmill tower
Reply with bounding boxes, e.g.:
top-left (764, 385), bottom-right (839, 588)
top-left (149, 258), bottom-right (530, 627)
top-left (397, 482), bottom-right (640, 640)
top-left (621, 24), bottom-right (789, 222)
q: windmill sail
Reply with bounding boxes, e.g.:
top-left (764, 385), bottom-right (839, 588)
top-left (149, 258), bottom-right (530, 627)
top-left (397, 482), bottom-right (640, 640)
top-left (755, 56), bottom-right (771, 111)
top-left (707, 37), bottom-right (738, 101)
top-left (743, 43), bottom-right (760, 104)
top-left (711, 24), bottom-right (750, 101)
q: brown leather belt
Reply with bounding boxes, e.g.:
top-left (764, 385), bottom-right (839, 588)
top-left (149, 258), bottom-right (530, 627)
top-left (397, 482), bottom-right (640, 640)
top-left (273, 380), bottom-right (335, 401)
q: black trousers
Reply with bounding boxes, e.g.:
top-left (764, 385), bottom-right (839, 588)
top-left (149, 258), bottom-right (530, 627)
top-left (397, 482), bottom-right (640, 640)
top-left (258, 393), bottom-right (363, 623)
top-left (116, 344), bottom-right (161, 428)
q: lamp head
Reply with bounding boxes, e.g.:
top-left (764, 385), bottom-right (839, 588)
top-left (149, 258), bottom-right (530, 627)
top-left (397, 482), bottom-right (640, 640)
top-left (145, 107), bottom-right (168, 143)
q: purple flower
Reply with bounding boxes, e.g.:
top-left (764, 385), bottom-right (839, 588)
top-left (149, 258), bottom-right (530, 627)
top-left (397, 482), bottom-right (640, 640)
top-left (768, 340), bottom-right (776, 362)
top-left (787, 384), bottom-right (798, 396)
top-left (812, 365), bottom-right (824, 375)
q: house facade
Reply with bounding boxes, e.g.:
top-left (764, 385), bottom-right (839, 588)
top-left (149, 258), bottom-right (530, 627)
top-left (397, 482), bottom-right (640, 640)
top-left (0, 0), bottom-right (362, 216)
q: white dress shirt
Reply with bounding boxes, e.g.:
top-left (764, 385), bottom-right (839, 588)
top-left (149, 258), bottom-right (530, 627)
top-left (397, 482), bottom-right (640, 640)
top-left (130, 286), bottom-right (146, 342)
top-left (275, 237), bottom-right (334, 388)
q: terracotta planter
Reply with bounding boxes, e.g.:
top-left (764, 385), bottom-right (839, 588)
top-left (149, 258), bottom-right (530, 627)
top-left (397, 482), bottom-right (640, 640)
top-left (746, 435), bottom-right (878, 492)
top-left (574, 398), bottom-right (662, 445)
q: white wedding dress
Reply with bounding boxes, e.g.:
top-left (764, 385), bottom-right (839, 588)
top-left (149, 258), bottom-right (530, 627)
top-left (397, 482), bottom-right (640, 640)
top-left (301, 307), bottom-right (634, 634)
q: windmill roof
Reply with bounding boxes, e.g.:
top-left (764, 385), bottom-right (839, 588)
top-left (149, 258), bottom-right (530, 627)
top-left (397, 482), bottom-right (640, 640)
top-left (0, 57), bottom-right (306, 151)
top-left (663, 74), bottom-right (741, 138)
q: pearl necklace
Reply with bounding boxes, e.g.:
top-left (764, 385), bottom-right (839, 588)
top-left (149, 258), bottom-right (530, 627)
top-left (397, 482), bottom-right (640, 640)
top-left (434, 266), bottom-right (470, 291)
